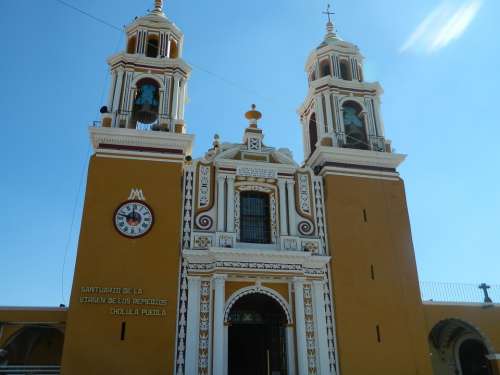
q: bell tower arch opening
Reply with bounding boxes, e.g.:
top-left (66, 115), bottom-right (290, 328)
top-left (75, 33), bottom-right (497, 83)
top-left (131, 78), bottom-right (160, 129)
top-left (308, 113), bottom-right (318, 157)
top-left (227, 292), bottom-right (289, 375)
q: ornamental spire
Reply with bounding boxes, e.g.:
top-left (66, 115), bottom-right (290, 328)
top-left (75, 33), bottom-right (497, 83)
top-left (152, 0), bottom-right (164, 14)
top-left (322, 4), bottom-right (337, 38)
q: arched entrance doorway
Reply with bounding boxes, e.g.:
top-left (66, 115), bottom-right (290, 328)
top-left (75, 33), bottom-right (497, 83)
top-left (227, 293), bottom-right (288, 375)
top-left (459, 339), bottom-right (493, 375)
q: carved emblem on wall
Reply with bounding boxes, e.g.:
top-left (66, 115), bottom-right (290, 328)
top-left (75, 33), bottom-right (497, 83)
top-left (197, 164), bottom-right (211, 209)
top-left (128, 188), bottom-right (146, 201)
top-left (236, 166), bottom-right (278, 179)
top-left (193, 233), bottom-right (214, 250)
top-left (194, 162), bottom-right (215, 231)
top-left (298, 220), bottom-right (315, 236)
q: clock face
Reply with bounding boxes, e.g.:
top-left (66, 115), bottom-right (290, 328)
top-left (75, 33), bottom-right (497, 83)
top-left (114, 200), bottom-right (154, 238)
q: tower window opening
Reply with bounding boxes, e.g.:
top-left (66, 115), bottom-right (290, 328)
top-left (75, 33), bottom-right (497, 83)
top-left (169, 39), bottom-right (179, 58)
top-left (370, 264), bottom-right (375, 280)
top-left (127, 36), bottom-right (137, 54)
top-left (131, 78), bottom-right (160, 128)
top-left (363, 209), bottom-right (368, 222)
top-left (320, 60), bottom-right (331, 78)
top-left (146, 35), bottom-right (159, 58)
top-left (340, 60), bottom-right (352, 81)
top-left (240, 192), bottom-right (271, 244)
top-left (308, 113), bottom-right (318, 156)
top-left (342, 101), bottom-right (368, 150)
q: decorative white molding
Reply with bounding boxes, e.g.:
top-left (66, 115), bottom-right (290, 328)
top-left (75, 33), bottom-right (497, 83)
top-left (90, 127), bottom-right (194, 159)
top-left (486, 354), bottom-right (500, 360)
top-left (303, 284), bottom-right (318, 375)
top-left (308, 145), bottom-right (405, 172)
top-left (183, 248), bottom-right (330, 277)
top-left (223, 285), bottom-right (293, 325)
top-left (198, 280), bottom-right (211, 375)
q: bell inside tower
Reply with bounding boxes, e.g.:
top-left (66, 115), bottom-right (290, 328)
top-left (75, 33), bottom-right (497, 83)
top-left (131, 78), bottom-right (160, 127)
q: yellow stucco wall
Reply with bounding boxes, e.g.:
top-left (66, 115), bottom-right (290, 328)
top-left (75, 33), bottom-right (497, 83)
top-left (323, 174), bottom-right (433, 375)
top-left (61, 155), bottom-right (184, 375)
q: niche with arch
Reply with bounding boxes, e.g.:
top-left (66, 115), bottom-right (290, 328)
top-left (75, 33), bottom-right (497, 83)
top-left (131, 78), bottom-right (160, 128)
top-left (146, 35), bottom-right (160, 58)
top-left (169, 39), bottom-right (179, 58)
top-left (127, 35), bottom-right (137, 54)
top-left (340, 59), bottom-right (352, 81)
top-left (308, 113), bottom-right (318, 156)
top-left (342, 101), bottom-right (368, 150)
top-left (319, 59), bottom-right (332, 78)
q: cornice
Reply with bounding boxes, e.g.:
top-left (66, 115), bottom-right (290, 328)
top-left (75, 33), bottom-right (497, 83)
top-left (108, 53), bottom-right (192, 75)
top-left (307, 146), bottom-right (406, 174)
top-left (89, 127), bottom-right (194, 159)
top-left (183, 248), bottom-right (330, 270)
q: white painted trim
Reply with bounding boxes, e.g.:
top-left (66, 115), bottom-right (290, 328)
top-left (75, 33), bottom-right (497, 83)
top-left (308, 146), bottom-right (406, 171)
top-left (95, 153), bottom-right (185, 163)
top-left (89, 126), bottom-right (194, 156)
top-left (319, 166), bottom-right (400, 181)
top-left (212, 275), bottom-right (226, 375)
top-left (185, 276), bottom-right (201, 375)
top-left (293, 279), bottom-right (309, 375)
top-left (223, 285), bottom-right (293, 324)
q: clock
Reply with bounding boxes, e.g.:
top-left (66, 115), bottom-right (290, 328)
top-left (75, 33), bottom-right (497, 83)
top-left (113, 200), bottom-right (154, 238)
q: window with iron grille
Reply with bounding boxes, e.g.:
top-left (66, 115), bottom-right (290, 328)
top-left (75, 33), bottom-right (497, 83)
top-left (240, 191), bottom-right (271, 244)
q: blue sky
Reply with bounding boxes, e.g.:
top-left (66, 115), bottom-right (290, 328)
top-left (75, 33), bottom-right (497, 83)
top-left (1, 0), bottom-right (499, 307)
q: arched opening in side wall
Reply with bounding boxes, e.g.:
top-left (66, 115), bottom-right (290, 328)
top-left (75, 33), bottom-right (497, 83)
top-left (1, 326), bottom-right (64, 366)
top-left (428, 318), bottom-right (495, 375)
top-left (308, 113), bottom-right (318, 157)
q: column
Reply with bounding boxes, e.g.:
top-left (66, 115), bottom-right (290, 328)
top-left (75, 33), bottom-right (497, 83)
top-left (213, 275), bottom-right (226, 375)
top-left (217, 175), bottom-right (226, 232)
top-left (286, 326), bottom-right (296, 375)
top-left (294, 279), bottom-right (308, 375)
top-left (171, 74), bottom-right (181, 121)
top-left (313, 280), bottom-right (331, 375)
top-left (185, 276), bottom-right (201, 375)
top-left (287, 180), bottom-right (297, 236)
top-left (178, 79), bottom-right (187, 120)
top-left (226, 175), bottom-right (235, 232)
top-left (278, 179), bottom-right (288, 236)
top-left (111, 68), bottom-right (124, 114)
top-left (324, 92), bottom-right (334, 134)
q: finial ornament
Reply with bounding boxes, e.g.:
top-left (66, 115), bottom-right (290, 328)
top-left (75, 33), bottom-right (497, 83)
top-left (154, 0), bottom-right (163, 12)
top-left (245, 104), bottom-right (262, 128)
top-left (322, 4), bottom-right (336, 37)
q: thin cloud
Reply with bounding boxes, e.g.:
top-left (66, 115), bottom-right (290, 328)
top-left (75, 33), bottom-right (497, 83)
top-left (400, 0), bottom-right (482, 54)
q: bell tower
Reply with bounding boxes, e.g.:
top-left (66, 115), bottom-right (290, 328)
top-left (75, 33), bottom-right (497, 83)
top-left (101, 0), bottom-right (190, 132)
top-left (61, 2), bottom-right (193, 374)
top-left (299, 7), bottom-right (391, 162)
top-left (301, 7), bottom-right (434, 375)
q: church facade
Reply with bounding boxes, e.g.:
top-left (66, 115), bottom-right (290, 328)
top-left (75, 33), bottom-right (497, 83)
top-left (1, 2), bottom-right (500, 375)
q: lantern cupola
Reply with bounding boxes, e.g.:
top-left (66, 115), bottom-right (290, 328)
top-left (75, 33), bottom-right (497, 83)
top-left (100, 0), bottom-right (191, 133)
top-left (298, 5), bottom-right (405, 175)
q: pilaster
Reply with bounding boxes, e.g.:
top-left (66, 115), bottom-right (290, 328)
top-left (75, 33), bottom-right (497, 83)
top-left (294, 278), bottom-right (309, 375)
top-left (287, 180), bottom-right (297, 236)
top-left (278, 179), bottom-right (289, 236)
top-left (185, 276), bottom-right (201, 375)
top-left (217, 175), bottom-right (226, 232)
top-left (226, 175), bottom-right (235, 233)
top-left (313, 280), bottom-right (332, 375)
top-left (212, 275), bottom-right (226, 375)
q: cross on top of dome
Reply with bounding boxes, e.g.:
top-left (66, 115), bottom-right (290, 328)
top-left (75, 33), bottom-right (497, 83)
top-left (322, 4), bottom-right (337, 38)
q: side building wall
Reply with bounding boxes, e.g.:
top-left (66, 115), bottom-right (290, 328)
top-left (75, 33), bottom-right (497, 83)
top-left (61, 155), bottom-right (184, 375)
top-left (323, 174), bottom-right (433, 375)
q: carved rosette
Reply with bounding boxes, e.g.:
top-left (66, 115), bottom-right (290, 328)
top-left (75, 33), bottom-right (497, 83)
top-left (303, 284), bottom-right (318, 375)
top-left (198, 281), bottom-right (211, 375)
